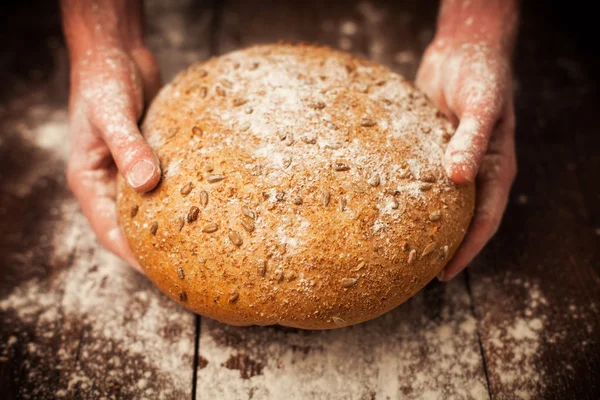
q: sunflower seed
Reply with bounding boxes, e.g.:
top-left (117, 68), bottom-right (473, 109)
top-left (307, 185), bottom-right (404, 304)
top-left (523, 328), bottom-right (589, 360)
top-left (332, 316), bottom-right (346, 326)
top-left (233, 98), bottom-right (247, 107)
top-left (283, 156), bottom-right (292, 169)
top-left (309, 101), bottom-right (326, 110)
top-left (278, 243), bottom-right (287, 255)
top-left (398, 168), bottom-right (411, 179)
top-left (130, 205), bottom-right (139, 218)
top-left (422, 243), bottom-right (436, 258)
top-left (202, 223), bottom-right (218, 233)
top-left (339, 196), bottom-right (347, 211)
top-left (207, 174), bottom-right (225, 183)
top-left (325, 141), bottom-right (342, 150)
top-left (273, 269), bottom-right (284, 282)
top-left (333, 161), bottom-right (350, 171)
top-left (178, 217), bottom-right (185, 231)
top-left (302, 136), bottom-right (316, 144)
top-left (192, 126), bottom-right (203, 136)
top-left (150, 222), bottom-right (158, 235)
top-left (284, 134), bottom-right (295, 146)
top-left (178, 291), bottom-right (187, 302)
top-left (422, 126), bottom-right (432, 134)
top-left (245, 106), bottom-right (253, 114)
top-left (257, 260), bottom-right (266, 277)
top-left (240, 122), bottom-right (251, 132)
top-left (240, 217), bottom-right (255, 232)
top-left (249, 62), bottom-right (260, 70)
top-left (420, 173), bottom-right (436, 183)
top-left (200, 86), bottom-right (208, 98)
top-left (276, 191), bottom-right (285, 201)
top-left (293, 196), bottom-right (303, 205)
top-left (429, 211), bottom-right (441, 221)
top-left (442, 245), bottom-right (449, 259)
top-left (241, 206), bottom-right (255, 220)
top-left (215, 86), bottom-right (226, 96)
top-left (352, 182), bottom-right (366, 194)
top-left (228, 290), bottom-right (239, 303)
top-left (285, 271), bottom-right (297, 282)
top-left (367, 175), bottom-right (380, 187)
top-left (360, 118), bottom-right (377, 127)
top-left (187, 206), bottom-right (200, 223)
top-left (322, 189), bottom-right (331, 206)
top-left (177, 267), bottom-right (185, 280)
top-left (407, 249), bottom-right (416, 264)
top-left (228, 230), bottom-right (243, 246)
top-left (221, 79), bottom-right (233, 89)
top-left (324, 120), bottom-right (338, 130)
top-left (355, 261), bottom-right (366, 271)
top-left (341, 278), bottom-right (357, 288)
top-left (419, 183), bottom-right (433, 191)
top-left (199, 190), bottom-right (209, 207)
top-left (180, 182), bottom-right (194, 196)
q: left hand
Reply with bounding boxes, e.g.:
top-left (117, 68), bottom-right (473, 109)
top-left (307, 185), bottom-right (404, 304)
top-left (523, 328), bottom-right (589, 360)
top-left (416, 35), bottom-right (517, 281)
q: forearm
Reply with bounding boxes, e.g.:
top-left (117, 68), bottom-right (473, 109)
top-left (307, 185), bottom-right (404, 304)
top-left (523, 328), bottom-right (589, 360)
top-left (436, 0), bottom-right (519, 54)
top-left (60, 0), bottom-right (145, 62)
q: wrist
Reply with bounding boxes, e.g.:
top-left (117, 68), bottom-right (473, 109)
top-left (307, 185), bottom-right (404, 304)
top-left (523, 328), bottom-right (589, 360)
top-left (61, 0), bottom-right (145, 63)
top-left (435, 0), bottom-right (519, 55)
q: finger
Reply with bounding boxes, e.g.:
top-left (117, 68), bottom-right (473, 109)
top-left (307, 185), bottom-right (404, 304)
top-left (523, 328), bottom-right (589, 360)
top-left (439, 107), bottom-right (516, 281)
top-left (416, 47), bottom-right (456, 122)
top-left (131, 47), bottom-right (162, 102)
top-left (67, 124), bottom-right (143, 273)
top-left (444, 89), bottom-right (504, 184)
top-left (90, 92), bottom-right (161, 193)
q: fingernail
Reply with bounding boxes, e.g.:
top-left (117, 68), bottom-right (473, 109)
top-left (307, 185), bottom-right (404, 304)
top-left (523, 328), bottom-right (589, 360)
top-left (126, 160), bottom-right (156, 189)
top-left (437, 270), bottom-right (445, 281)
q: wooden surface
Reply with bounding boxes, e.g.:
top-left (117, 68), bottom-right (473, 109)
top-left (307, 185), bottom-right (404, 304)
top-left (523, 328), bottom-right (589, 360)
top-left (0, 0), bottom-right (598, 399)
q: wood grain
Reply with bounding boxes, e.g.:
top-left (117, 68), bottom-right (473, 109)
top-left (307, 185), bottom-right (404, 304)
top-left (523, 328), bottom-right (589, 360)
top-left (468, 3), bottom-right (600, 399)
top-left (196, 1), bottom-right (488, 398)
top-left (0, 0), bottom-right (598, 399)
top-left (0, 1), bottom-right (213, 398)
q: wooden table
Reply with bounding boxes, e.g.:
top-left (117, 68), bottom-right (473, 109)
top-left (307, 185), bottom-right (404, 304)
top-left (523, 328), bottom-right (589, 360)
top-left (1, 1), bottom-right (598, 399)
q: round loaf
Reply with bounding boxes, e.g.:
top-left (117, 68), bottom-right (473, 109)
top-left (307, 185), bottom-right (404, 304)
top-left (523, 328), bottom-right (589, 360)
top-left (117, 43), bottom-right (474, 330)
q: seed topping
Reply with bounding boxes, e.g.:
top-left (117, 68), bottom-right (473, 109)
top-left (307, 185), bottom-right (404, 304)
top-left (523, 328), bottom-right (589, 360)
top-left (207, 174), bottom-right (225, 183)
top-left (187, 206), bottom-right (200, 223)
top-left (341, 278), bottom-right (357, 288)
top-left (202, 223), bottom-right (219, 233)
top-left (367, 175), bottom-right (381, 187)
top-left (229, 230), bottom-right (243, 246)
top-left (180, 182), bottom-right (194, 196)
top-left (200, 190), bottom-right (209, 207)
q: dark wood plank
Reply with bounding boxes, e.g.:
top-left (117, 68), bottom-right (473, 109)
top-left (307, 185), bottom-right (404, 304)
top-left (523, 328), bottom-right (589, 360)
top-left (0, 1), bottom-right (214, 398)
top-left (467, 3), bottom-right (600, 400)
top-left (195, 1), bottom-right (488, 398)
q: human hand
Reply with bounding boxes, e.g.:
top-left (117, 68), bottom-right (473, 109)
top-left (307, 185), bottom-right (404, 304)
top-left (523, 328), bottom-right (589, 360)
top-left (61, 0), bottom-right (162, 269)
top-left (416, 1), bottom-right (519, 281)
top-left (66, 45), bottom-right (161, 269)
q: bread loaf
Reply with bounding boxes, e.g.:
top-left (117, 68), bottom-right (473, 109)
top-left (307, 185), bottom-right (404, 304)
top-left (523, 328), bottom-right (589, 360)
top-left (117, 43), bottom-right (474, 329)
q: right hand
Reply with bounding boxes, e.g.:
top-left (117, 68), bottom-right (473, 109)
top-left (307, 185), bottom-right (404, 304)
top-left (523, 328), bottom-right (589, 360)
top-left (66, 44), bottom-right (161, 270)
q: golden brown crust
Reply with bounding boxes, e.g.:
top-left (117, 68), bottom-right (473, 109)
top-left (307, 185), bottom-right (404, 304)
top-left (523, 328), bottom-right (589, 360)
top-left (117, 43), bottom-right (475, 330)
